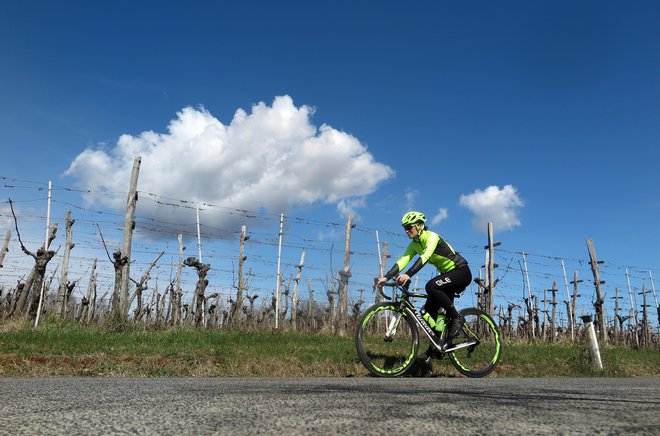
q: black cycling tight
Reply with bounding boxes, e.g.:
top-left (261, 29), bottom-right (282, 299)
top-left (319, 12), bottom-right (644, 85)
top-left (424, 266), bottom-right (472, 319)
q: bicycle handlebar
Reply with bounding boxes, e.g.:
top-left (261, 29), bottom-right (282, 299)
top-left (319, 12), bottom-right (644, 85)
top-left (373, 279), bottom-right (410, 300)
top-left (374, 279), bottom-right (431, 301)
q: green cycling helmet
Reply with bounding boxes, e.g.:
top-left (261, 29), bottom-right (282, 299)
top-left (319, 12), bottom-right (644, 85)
top-left (401, 211), bottom-right (426, 227)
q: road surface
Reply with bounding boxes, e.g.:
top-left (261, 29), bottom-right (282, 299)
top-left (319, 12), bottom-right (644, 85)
top-left (1, 377), bottom-right (658, 435)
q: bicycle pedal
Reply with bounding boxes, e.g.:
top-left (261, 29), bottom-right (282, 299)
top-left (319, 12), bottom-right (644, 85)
top-left (416, 354), bottom-right (432, 365)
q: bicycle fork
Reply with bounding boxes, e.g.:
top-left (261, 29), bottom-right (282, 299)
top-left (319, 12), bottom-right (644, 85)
top-left (383, 312), bottom-right (401, 342)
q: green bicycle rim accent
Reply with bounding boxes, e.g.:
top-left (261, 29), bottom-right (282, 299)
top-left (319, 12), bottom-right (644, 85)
top-left (361, 304), bottom-right (395, 329)
top-left (462, 315), bottom-right (501, 364)
top-left (366, 305), bottom-right (414, 375)
top-left (448, 310), bottom-right (501, 377)
top-left (356, 304), bottom-right (418, 376)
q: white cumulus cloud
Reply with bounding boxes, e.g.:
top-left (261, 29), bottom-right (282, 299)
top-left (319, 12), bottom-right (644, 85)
top-left (430, 208), bottom-right (449, 226)
top-left (404, 190), bottom-right (418, 211)
top-left (459, 185), bottom-right (523, 233)
top-left (64, 95), bottom-right (394, 238)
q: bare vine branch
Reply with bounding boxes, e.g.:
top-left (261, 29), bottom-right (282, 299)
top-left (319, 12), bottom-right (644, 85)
top-left (8, 199), bottom-right (27, 253)
top-left (96, 223), bottom-right (114, 264)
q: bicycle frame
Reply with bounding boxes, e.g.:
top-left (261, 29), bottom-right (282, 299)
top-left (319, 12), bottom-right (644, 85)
top-left (379, 282), bottom-right (479, 354)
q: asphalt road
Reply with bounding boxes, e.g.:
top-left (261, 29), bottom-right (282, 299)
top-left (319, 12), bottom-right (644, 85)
top-left (1, 377), bottom-right (658, 435)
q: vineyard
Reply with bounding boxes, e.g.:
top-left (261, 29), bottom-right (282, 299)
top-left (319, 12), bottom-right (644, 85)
top-left (0, 169), bottom-right (658, 349)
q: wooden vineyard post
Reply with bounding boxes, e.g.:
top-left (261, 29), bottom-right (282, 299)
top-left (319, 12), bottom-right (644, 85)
top-left (291, 250), bottom-right (305, 331)
top-left (231, 225), bottom-right (248, 325)
top-left (337, 215), bottom-right (354, 336)
top-left (582, 315), bottom-right (603, 371)
top-left (0, 230), bottom-right (10, 268)
top-left (586, 239), bottom-right (607, 344)
top-left (119, 156), bottom-right (141, 318)
top-left (55, 211), bottom-right (75, 318)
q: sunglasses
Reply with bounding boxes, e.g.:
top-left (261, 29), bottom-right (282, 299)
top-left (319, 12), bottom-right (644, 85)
top-left (403, 224), bottom-right (416, 231)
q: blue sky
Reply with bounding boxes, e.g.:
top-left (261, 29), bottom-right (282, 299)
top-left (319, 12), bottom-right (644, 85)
top-left (1, 1), bottom-right (659, 326)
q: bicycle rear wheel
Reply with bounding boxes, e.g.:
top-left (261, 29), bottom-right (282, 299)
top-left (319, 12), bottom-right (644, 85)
top-left (448, 307), bottom-right (502, 378)
top-left (355, 303), bottom-right (419, 377)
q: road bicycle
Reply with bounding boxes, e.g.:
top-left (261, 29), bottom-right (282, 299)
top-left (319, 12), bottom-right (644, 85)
top-left (355, 281), bottom-right (502, 378)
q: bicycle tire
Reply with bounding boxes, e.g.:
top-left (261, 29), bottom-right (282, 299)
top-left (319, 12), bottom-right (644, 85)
top-left (447, 307), bottom-right (502, 378)
top-left (355, 302), bottom-right (419, 377)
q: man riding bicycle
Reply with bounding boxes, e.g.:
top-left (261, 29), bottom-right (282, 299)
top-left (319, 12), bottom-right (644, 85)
top-left (376, 211), bottom-right (472, 362)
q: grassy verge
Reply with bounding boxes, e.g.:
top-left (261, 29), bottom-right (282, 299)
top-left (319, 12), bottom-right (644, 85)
top-left (0, 319), bottom-right (658, 377)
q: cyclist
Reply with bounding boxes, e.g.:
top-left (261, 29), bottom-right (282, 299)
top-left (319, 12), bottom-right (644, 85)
top-left (376, 211), bottom-right (472, 361)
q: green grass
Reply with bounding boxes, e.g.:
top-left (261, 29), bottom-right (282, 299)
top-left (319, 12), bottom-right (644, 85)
top-left (497, 343), bottom-right (659, 377)
top-left (0, 318), bottom-right (658, 377)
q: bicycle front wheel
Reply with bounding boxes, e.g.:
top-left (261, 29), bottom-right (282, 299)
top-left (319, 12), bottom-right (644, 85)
top-left (448, 307), bottom-right (502, 378)
top-left (355, 303), bottom-right (419, 377)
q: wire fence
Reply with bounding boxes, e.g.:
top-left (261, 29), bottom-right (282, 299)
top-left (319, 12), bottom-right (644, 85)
top-left (1, 176), bottom-right (658, 341)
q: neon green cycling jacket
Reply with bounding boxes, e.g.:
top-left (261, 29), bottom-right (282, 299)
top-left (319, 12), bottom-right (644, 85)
top-left (386, 228), bottom-right (468, 278)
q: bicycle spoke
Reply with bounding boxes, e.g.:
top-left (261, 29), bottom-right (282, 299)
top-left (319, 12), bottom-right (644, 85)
top-left (356, 304), bottom-right (419, 377)
top-left (448, 308), bottom-right (502, 378)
